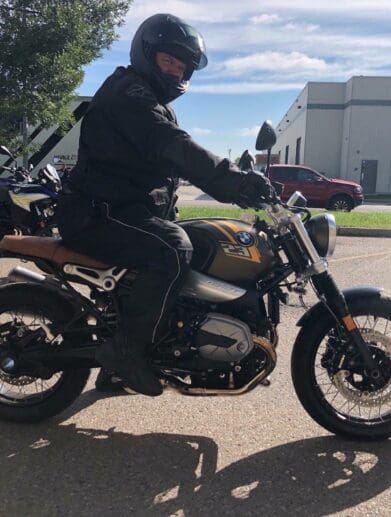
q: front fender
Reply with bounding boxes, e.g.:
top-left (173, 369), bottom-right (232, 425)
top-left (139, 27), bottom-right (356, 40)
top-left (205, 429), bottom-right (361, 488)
top-left (297, 287), bottom-right (383, 327)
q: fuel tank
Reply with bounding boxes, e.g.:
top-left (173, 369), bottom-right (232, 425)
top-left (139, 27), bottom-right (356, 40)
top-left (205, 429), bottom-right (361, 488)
top-left (179, 218), bottom-right (277, 286)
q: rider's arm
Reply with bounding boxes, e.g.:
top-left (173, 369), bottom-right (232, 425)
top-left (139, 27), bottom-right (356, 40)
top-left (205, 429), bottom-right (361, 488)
top-left (112, 95), bottom-right (246, 203)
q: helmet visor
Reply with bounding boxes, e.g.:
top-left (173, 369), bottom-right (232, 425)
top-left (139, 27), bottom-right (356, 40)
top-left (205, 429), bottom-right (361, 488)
top-left (144, 19), bottom-right (208, 70)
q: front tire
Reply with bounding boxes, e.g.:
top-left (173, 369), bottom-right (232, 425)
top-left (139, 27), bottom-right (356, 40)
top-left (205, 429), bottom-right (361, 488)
top-left (328, 194), bottom-right (354, 211)
top-left (0, 284), bottom-right (90, 422)
top-left (292, 294), bottom-right (391, 440)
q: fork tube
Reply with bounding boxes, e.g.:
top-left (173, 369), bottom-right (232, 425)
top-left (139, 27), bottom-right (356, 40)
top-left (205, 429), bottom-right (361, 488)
top-left (312, 271), bottom-right (380, 374)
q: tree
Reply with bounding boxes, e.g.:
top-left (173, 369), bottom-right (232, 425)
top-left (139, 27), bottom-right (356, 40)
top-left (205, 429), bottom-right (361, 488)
top-left (0, 0), bottom-right (132, 159)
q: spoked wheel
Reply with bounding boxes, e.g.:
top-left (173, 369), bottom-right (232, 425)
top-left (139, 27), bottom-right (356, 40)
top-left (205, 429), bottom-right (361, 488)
top-left (328, 195), bottom-right (354, 212)
top-left (0, 286), bottom-right (90, 422)
top-left (292, 294), bottom-right (391, 440)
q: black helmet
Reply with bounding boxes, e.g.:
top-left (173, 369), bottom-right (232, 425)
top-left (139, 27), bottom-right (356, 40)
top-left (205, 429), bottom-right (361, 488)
top-left (130, 13), bottom-right (208, 103)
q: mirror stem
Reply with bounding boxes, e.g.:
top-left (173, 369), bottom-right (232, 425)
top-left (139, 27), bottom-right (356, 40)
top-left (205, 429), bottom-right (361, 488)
top-left (266, 148), bottom-right (271, 175)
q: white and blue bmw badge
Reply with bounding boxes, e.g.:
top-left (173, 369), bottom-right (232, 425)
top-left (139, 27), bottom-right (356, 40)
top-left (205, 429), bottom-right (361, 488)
top-left (235, 231), bottom-right (255, 247)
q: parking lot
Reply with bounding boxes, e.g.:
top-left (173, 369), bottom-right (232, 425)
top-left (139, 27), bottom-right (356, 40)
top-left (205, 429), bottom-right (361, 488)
top-left (176, 185), bottom-right (391, 212)
top-left (0, 236), bottom-right (390, 516)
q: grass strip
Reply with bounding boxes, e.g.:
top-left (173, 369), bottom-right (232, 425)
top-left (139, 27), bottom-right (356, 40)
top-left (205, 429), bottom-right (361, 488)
top-left (178, 207), bottom-right (391, 229)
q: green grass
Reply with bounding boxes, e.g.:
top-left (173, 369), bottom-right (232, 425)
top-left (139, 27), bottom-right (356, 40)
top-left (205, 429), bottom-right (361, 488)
top-left (178, 207), bottom-right (391, 229)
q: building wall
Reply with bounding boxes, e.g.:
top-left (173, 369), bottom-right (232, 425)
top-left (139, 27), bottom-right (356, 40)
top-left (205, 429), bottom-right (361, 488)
top-left (274, 85), bottom-right (308, 165)
top-left (341, 105), bottom-right (391, 191)
top-left (340, 77), bottom-right (391, 192)
top-left (275, 76), bottom-right (391, 193)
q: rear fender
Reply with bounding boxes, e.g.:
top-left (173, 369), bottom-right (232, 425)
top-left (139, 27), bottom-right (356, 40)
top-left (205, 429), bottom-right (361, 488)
top-left (0, 280), bottom-right (85, 323)
top-left (297, 287), bottom-right (383, 327)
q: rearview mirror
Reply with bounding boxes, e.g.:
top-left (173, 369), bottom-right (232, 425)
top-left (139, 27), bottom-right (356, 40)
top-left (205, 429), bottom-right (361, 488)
top-left (255, 121), bottom-right (277, 151)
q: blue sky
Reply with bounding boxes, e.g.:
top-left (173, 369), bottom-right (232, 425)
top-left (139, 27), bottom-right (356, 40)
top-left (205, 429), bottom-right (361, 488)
top-left (78, 0), bottom-right (391, 160)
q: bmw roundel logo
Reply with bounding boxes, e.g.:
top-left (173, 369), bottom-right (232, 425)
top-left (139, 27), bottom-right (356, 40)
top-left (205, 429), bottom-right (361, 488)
top-left (235, 231), bottom-right (255, 247)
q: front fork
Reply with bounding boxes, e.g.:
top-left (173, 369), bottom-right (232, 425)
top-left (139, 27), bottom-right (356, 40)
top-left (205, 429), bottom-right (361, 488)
top-left (312, 271), bottom-right (383, 382)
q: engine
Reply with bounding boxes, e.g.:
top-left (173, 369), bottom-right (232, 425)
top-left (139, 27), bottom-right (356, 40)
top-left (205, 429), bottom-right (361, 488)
top-left (195, 313), bottom-right (254, 362)
top-left (162, 312), bottom-right (277, 395)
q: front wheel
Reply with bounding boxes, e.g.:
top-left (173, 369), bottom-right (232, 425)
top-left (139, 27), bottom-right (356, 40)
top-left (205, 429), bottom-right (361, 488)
top-left (328, 194), bottom-right (354, 211)
top-left (292, 294), bottom-right (391, 440)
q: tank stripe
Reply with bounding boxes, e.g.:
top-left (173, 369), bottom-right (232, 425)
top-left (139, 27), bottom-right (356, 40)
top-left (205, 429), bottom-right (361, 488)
top-left (201, 220), bottom-right (236, 244)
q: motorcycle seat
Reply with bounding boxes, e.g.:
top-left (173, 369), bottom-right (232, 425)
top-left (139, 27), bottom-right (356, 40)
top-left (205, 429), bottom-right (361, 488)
top-left (0, 235), bottom-right (109, 268)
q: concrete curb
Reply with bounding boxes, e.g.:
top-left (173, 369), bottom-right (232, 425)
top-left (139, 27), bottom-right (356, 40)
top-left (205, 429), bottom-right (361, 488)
top-left (337, 227), bottom-right (391, 238)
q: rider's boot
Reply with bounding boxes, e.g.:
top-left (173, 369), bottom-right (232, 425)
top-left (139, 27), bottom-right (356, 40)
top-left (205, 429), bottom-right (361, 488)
top-left (95, 332), bottom-right (163, 396)
top-left (95, 368), bottom-right (124, 393)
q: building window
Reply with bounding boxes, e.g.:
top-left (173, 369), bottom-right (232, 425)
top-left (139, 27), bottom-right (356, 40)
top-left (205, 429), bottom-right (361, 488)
top-left (285, 145), bottom-right (289, 164)
top-left (295, 137), bottom-right (301, 165)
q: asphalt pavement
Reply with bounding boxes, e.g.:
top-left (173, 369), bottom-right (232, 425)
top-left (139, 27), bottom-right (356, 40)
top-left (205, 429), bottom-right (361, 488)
top-left (0, 236), bottom-right (390, 516)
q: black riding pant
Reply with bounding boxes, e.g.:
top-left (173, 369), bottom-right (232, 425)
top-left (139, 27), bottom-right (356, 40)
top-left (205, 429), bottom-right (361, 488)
top-left (57, 193), bottom-right (193, 345)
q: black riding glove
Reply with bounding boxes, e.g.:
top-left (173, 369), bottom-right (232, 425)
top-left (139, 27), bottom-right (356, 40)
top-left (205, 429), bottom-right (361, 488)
top-left (235, 170), bottom-right (275, 208)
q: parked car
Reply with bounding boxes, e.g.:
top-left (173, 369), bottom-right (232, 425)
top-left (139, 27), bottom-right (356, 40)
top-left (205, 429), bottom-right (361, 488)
top-left (267, 164), bottom-right (363, 211)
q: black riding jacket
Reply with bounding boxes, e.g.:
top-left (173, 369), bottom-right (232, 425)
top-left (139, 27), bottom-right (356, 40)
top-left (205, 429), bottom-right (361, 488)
top-left (69, 66), bottom-right (246, 218)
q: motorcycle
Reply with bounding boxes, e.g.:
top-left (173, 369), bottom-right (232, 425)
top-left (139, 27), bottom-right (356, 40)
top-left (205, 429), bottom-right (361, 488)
top-left (0, 121), bottom-right (389, 440)
top-left (0, 145), bottom-right (61, 238)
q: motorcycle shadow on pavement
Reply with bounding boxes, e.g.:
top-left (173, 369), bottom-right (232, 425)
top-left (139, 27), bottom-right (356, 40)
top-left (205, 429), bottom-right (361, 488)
top-left (0, 410), bottom-right (389, 516)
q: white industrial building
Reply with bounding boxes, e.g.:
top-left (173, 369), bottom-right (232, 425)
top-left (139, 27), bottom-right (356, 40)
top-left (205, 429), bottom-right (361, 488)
top-left (274, 76), bottom-right (391, 194)
top-left (0, 96), bottom-right (91, 173)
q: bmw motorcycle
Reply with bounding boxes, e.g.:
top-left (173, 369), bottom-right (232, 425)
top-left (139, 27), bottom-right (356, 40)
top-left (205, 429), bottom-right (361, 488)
top-left (0, 122), bottom-right (389, 440)
top-left (0, 146), bottom-right (61, 238)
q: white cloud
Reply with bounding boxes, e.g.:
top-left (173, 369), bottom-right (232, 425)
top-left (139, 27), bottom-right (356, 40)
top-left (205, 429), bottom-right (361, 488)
top-left (191, 82), bottom-right (304, 94)
top-left (236, 126), bottom-right (261, 137)
top-left (283, 22), bottom-right (319, 32)
top-left (192, 127), bottom-right (213, 135)
top-left (250, 14), bottom-right (280, 25)
top-left (117, 0), bottom-right (391, 94)
top-left (222, 52), bottom-right (328, 75)
top-left (124, 0), bottom-right (240, 27)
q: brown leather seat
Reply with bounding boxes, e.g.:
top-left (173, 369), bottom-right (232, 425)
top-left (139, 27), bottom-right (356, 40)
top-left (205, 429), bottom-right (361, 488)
top-left (0, 235), bottom-right (109, 268)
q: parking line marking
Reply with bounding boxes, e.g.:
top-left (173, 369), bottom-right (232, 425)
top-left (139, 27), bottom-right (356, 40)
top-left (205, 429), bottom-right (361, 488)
top-left (330, 251), bottom-right (391, 263)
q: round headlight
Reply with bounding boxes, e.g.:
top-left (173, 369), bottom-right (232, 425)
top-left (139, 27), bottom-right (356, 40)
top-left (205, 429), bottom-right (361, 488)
top-left (306, 213), bottom-right (337, 257)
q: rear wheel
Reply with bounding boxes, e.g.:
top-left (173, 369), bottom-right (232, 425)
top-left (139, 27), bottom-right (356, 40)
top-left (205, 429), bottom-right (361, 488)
top-left (292, 294), bottom-right (391, 440)
top-left (0, 286), bottom-right (90, 422)
top-left (328, 194), bottom-right (354, 211)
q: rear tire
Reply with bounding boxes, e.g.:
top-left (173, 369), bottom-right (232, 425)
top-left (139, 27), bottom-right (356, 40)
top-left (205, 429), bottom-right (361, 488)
top-left (0, 284), bottom-right (90, 423)
top-left (328, 194), bottom-right (354, 211)
top-left (292, 294), bottom-right (391, 440)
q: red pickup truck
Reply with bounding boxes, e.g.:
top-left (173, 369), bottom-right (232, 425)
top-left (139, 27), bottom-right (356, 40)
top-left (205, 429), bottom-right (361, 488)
top-left (267, 164), bottom-right (364, 211)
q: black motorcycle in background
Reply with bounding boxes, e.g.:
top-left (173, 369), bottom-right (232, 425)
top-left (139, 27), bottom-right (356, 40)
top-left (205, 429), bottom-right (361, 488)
top-left (0, 122), bottom-right (389, 440)
top-left (0, 145), bottom-right (61, 239)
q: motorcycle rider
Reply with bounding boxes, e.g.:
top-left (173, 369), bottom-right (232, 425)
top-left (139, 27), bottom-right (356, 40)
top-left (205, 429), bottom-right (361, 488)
top-left (57, 13), bottom-right (274, 396)
top-left (238, 150), bottom-right (256, 172)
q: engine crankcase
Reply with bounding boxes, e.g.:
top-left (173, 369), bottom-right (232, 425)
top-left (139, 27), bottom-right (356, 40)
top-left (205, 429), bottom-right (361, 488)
top-left (195, 313), bottom-right (254, 362)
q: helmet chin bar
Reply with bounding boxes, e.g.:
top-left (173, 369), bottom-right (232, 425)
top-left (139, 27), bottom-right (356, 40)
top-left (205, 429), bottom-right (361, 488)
top-left (150, 68), bottom-right (189, 104)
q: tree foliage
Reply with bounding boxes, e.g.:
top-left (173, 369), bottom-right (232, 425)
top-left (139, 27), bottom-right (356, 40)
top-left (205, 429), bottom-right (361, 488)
top-left (0, 0), bottom-right (132, 150)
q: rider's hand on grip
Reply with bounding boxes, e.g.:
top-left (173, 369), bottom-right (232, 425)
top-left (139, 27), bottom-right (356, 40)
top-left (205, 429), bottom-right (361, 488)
top-left (235, 170), bottom-right (275, 208)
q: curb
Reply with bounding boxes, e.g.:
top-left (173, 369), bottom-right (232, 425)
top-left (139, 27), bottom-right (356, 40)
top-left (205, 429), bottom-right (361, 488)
top-left (337, 227), bottom-right (391, 238)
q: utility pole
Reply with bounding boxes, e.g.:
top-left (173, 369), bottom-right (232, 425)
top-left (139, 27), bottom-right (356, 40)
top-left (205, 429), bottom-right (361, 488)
top-left (228, 148), bottom-right (232, 161)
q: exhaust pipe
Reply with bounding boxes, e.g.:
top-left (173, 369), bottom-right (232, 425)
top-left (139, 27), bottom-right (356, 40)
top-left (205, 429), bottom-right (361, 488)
top-left (8, 266), bottom-right (46, 283)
